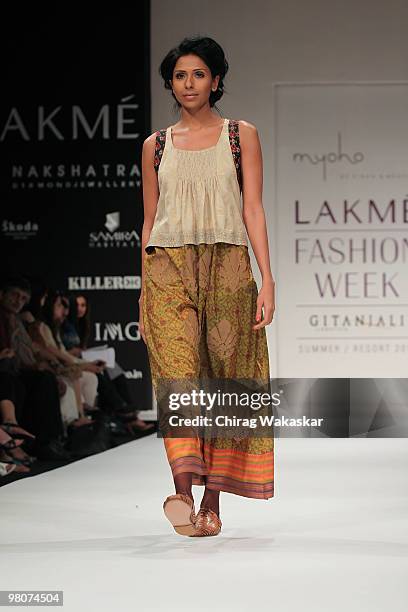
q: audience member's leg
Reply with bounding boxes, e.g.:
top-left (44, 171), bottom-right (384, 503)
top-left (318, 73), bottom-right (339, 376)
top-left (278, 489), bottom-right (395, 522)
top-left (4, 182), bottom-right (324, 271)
top-left (104, 362), bottom-right (125, 381)
top-left (59, 380), bottom-right (80, 432)
top-left (112, 373), bottom-right (133, 405)
top-left (0, 371), bottom-right (31, 436)
top-left (18, 370), bottom-right (64, 445)
top-left (79, 371), bottom-right (98, 408)
top-left (95, 371), bottom-right (126, 412)
top-left (0, 372), bottom-right (19, 418)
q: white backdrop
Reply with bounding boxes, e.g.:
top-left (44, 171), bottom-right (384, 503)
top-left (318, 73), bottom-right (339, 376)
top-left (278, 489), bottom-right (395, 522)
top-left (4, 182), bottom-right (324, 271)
top-left (274, 82), bottom-right (408, 377)
top-left (151, 0), bottom-right (408, 379)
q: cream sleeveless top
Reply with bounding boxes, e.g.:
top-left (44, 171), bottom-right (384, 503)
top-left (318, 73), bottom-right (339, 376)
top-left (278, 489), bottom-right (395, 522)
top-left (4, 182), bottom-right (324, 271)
top-left (145, 117), bottom-right (248, 251)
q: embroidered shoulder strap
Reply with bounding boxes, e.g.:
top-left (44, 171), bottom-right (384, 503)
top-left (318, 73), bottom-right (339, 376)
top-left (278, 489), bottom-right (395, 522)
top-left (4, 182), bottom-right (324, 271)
top-left (153, 129), bottom-right (167, 172)
top-left (154, 122), bottom-right (242, 190)
top-left (228, 119), bottom-right (242, 192)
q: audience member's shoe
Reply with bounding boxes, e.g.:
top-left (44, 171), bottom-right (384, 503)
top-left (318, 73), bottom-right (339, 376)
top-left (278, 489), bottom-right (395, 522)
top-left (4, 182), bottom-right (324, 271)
top-left (190, 507), bottom-right (222, 537)
top-left (0, 461), bottom-right (16, 477)
top-left (116, 410), bottom-right (137, 422)
top-left (116, 406), bottom-right (150, 421)
top-left (125, 417), bottom-right (155, 434)
top-left (1, 422), bottom-right (36, 441)
top-left (0, 451), bottom-right (31, 473)
top-left (1, 438), bottom-right (25, 450)
top-left (107, 418), bottom-right (129, 436)
top-left (68, 416), bottom-right (95, 428)
top-left (4, 446), bottom-right (36, 466)
top-left (35, 439), bottom-right (72, 461)
top-left (83, 403), bottom-right (100, 414)
top-left (0, 430), bottom-right (35, 463)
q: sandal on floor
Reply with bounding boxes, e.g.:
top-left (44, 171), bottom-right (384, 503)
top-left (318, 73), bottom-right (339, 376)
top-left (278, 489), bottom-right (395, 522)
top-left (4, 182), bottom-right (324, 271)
top-left (1, 422), bottom-right (36, 440)
top-left (0, 450), bottom-right (33, 468)
top-left (0, 441), bottom-right (36, 464)
top-left (0, 438), bottom-right (25, 451)
top-left (0, 455), bottom-right (31, 472)
top-left (190, 507), bottom-right (222, 537)
top-left (163, 493), bottom-right (197, 536)
top-left (0, 461), bottom-right (16, 477)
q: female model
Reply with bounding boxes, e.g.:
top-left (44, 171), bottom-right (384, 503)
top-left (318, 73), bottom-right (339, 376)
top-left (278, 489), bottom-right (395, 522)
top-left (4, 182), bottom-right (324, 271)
top-left (139, 36), bottom-right (275, 537)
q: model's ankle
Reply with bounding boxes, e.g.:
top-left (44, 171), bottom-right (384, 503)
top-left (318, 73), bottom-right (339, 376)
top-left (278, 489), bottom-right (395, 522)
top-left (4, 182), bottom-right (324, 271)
top-left (200, 503), bottom-right (219, 517)
top-left (200, 494), bottom-right (220, 516)
top-left (176, 490), bottom-right (193, 500)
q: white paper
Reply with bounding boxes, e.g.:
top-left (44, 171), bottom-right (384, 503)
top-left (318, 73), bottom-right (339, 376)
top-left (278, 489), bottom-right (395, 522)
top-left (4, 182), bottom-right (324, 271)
top-left (81, 346), bottom-right (115, 368)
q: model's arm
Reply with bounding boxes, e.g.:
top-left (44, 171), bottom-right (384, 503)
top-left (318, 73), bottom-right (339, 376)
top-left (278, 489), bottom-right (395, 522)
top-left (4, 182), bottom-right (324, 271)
top-left (239, 120), bottom-right (275, 328)
top-left (139, 132), bottom-right (160, 344)
top-left (139, 133), bottom-right (159, 305)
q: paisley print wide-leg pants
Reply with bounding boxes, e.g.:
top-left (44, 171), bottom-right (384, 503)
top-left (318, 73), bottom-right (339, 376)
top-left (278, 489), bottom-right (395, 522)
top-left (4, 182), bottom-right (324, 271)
top-left (142, 242), bottom-right (274, 500)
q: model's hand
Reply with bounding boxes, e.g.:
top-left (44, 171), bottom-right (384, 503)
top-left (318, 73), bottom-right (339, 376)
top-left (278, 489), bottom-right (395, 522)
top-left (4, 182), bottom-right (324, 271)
top-left (253, 278), bottom-right (275, 330)
top-left (139, 296), bottom-right (146, 344)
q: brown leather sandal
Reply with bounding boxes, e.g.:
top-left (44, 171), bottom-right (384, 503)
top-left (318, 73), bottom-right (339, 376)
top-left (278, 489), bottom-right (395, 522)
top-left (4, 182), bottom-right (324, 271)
top-left (163, 493), bottom-right (197, 536)
top-left (190, 507), bottom-right (222, 537)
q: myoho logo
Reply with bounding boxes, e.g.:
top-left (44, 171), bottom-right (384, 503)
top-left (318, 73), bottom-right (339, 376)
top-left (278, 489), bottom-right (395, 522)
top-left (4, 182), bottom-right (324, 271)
top-left (89, 211), bottom-right (140, 248)
top-left (293, 132), bottom-right (364, 180)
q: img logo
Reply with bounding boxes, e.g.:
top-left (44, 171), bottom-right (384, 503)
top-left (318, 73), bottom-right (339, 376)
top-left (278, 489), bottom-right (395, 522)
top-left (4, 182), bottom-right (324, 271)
top-left (293, 132), bottom-right (364, 180)
top-left (94, 321), bottom-right (140, 342)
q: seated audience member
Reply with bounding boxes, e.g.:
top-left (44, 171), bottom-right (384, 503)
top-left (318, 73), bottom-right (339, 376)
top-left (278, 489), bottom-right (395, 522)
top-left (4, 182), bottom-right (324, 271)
top-left (63, 293), bottom-right (153, 432)
top-left (35, 290), bottom-right (103, 419)
top-left (0, 276), bottom-right (70, 460)
top-left (20, 287), bottom-right (94, 433)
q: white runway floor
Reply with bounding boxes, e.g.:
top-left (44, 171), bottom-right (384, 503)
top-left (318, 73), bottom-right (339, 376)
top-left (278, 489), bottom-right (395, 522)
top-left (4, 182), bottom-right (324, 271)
top-left (1, 435), bottom-right (407, 612)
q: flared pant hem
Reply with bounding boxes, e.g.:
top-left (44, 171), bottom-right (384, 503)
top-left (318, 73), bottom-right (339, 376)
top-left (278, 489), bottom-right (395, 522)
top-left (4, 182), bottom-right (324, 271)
top-left (169, 453), bottom-right (274, 500)
top-left (191, 476), bottom-right (274, 500)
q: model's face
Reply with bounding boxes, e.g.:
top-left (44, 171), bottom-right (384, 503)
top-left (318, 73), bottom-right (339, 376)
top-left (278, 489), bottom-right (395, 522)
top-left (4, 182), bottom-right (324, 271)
top-left (171, 54), bottom-right (220, 109)
top-left (76, 296), bottom-right (87, 319)
top-left (0, 287), bottom-right (30, 314)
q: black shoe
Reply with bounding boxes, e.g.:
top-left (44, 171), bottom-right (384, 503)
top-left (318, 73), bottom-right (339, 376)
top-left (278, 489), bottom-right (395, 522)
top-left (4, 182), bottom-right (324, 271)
top-left (35, 439), bottom-right (72, 461)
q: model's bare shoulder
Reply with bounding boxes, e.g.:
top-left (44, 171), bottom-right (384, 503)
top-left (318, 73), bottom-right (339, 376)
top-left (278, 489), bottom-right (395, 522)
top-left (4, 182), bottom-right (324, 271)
top-left (237, 120), bottom-right (259, 146)
top-left (143, 130), bottom-right (159, 150)
top-left (142, 130), bottom-right (163, 166)
top-left (237, 119), bottom-right (257, 131)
